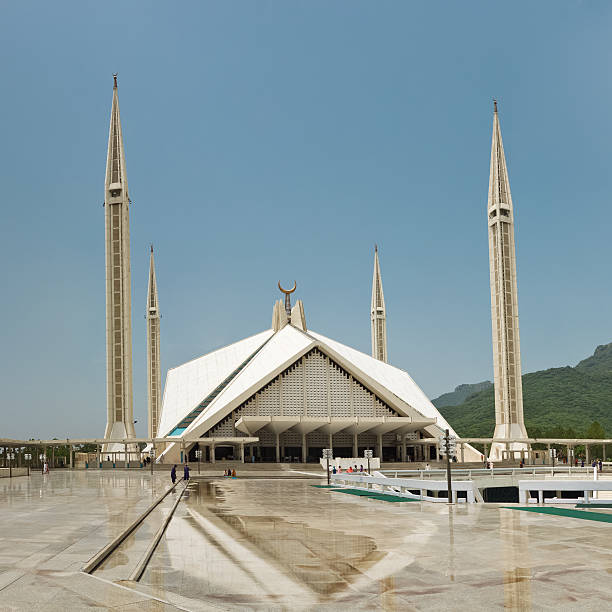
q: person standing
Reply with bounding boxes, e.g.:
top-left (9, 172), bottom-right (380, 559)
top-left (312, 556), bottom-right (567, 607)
top-left (184, 464), bottom-right (190, 481)
top-left (170, 465), bottom-right (177, 484)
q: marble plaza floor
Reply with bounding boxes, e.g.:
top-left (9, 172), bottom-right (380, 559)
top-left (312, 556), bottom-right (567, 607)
top-left (1, 471), bottom-right (611, 611)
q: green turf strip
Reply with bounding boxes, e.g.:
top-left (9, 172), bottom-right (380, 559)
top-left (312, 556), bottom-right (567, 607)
top-left (502, 506), bottom-right (612, 523)
top-left (330, 488), bottom-right (418, 503)
top-left (575, 503), bottom-right (612, 509)
top-left (311, 485), bottom-right (337, 488)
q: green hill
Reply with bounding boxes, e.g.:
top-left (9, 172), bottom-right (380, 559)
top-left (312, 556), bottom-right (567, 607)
top-left (432, 381), bottom-right (492, 408)
top-left (437, 343), bottom-right (612, 438)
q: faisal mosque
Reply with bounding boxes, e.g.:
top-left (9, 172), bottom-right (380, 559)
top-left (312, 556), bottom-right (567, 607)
top-left (102, 76), bottom-right (524, 463)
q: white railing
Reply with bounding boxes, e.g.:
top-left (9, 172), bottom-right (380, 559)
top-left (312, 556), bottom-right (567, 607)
top-left (518, 479), bottom-right (612, 504)
top-left (380, 466), bottom-right (595, 480)
top-left (330, 473), bottom-right (476, 503)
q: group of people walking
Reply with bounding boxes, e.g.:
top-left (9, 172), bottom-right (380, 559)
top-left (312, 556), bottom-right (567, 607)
top-left (169, 463), bottom-right (238, 483)
top-left (170, 464), bottom-right (190, 484)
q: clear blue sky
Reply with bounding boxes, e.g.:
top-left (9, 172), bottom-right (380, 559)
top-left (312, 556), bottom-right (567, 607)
top-left (1, 2), bottom-right (611, 439)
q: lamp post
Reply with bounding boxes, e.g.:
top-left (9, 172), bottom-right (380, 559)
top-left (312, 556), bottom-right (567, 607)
top-left (322, 448), bottom-right (333, 485)
top-left (8, 452), bottom-right (14, 478)
top-left (195, 449), bottom-right (202, 474)
top-left (364, 449), bottom-right (373, 475)
top-left (439, 430), bottom-right (456, 504)
top-left (24, 453), bottom-right (31, 477)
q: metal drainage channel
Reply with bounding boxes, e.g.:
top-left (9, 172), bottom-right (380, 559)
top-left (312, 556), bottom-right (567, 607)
top-left (82, 478), bottom-right (187, 579)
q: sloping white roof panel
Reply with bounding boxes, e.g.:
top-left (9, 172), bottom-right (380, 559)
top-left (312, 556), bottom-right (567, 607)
top-left (157, 330), bottom-right (274, 438)
top-left (307, 330), bottom-right (457, 436)
top-left (185, 325), bottom-right (315, 436)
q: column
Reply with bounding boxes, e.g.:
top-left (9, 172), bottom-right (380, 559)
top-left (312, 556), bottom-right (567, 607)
top-left (97, 444), bottom-right (101, 469)
top-left (460, 443), bottom-right (465, 463)
top-left (566, 444), bottom-right (570, 465)
top-left (302, 433), bottom-right (307, 464)
top-left (275, 434), bottom-right (280, 463)
top-left (401, 437), bottom-right (407, 462)
top-left (484, 443), bottom-right (488, 461)
top-left (377, 433), bottom-right (383, 462)
top-left (329, 432), bottom-right (333, 456)
top-left (352, 433), bottom-right (358, 459)
top-left (603, 444), bottom-right (606, 461)
top-left (585, 444), bottom-right (589, 464)
top-left (211, 442), bottom-right (216, 464)
top-left (68, 445), bottom-right (72, 469)
top-left (240, 443), bottom-right (245, 463)
top-left (125, 443), bottom-right (129, 468)
top-left (435, 444), bottom-right (440, 462)
top-left (51, 446), bottom-right (54, 468)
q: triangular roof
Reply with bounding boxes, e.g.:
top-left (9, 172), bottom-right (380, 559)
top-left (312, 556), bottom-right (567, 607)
top-left (157, 330), bottom-right (274, 438)
top-left (158, 325), bottom-right (458, 445)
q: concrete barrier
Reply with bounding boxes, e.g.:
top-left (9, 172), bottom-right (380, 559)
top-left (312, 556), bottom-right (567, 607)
top-left (518, 479), bottom-right (612, 504)
top-left (331, 472), bottom-right (476, 503)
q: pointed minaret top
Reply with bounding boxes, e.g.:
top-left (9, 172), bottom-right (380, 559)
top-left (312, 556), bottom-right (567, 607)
top-left (371, 245), bottom-right (388, 362)
top-left (105, 75), bottom-right (129, 198)
top-left (147, 247), bottom-right (159, 314)
top-left (113, 73), bottom-right (118, 88)
top-left (488, 101), bottom-right (512, 210)
top-left (371, 245), bottom-right (385, 312)
top-left (493, 98), bottom-right (498, 113)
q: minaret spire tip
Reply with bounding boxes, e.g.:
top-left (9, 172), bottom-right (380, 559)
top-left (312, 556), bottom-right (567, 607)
top-left (493, 98), bottom-right (498, 113)
top-left (113, 73), bottom-right (118, 88)
top-left (150, 243), bottom-right (154, 254)
top-left (374, 243), bottom-right (378, 253)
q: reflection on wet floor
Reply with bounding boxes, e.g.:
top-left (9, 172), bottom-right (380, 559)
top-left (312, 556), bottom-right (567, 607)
top-left (141, 479), bottom-right (400, 608)
top-left (137, 478), bottom-right (612, 611)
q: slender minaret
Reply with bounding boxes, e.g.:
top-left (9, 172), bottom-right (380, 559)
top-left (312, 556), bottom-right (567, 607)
top-left (103, 75), bottom-right (136, 448)
top-left (146, 245), bottom-right (161, 439)
top-left (487, 101), bottom-right (528, 459)
top-left (371, 245), bottom-right (388, 362)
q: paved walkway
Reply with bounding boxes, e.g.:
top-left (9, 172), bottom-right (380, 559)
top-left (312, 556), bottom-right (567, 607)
top-left (0, 471), bottom-right (182, 610)
top-left (1, 471), bottom-right (612, 610)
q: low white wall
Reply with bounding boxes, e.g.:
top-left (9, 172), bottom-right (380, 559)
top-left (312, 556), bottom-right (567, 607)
top-left (518, 478), bottom-right (612, 504)
top-left (331, 472), bottom-right (476, 503)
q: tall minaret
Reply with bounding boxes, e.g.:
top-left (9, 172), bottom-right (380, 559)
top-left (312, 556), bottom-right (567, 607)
top-left (103, 75), bottom-right (136, 448)
top-left (371, 245), bottom-right (388, 363)
top-left (487, 101), bottom-right (528, 459)
top-left (146, 245), bottom-right (161, 439)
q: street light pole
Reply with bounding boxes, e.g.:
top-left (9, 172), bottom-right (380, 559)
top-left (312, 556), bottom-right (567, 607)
top-left (364, 449), bottom-right (373, 476)
top-left (445, 429), bottom-right (452, 504)
top-left (323, 449), bottom-right (333, 486)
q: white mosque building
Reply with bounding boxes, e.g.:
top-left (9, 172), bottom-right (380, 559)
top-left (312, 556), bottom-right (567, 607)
top-left (154, 281), bottom-right (480, 465)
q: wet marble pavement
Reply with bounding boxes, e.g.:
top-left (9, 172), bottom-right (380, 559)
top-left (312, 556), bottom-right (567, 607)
top-left (139, 478), bottom-right (612, 611)
top-left (0, 471), bottom-right (182, 610)
top-left (1, 472), bottom-right (612, 610)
